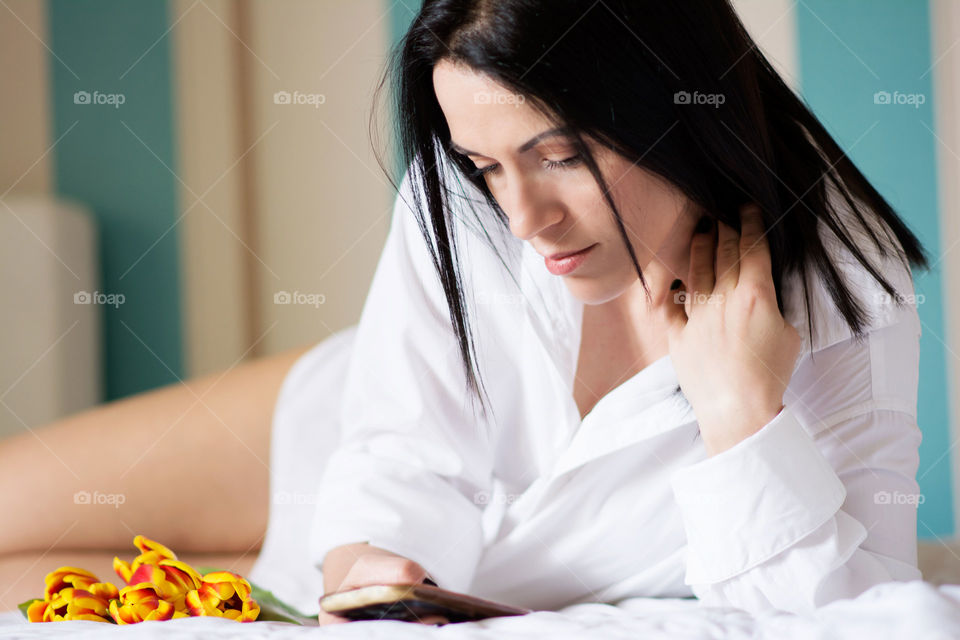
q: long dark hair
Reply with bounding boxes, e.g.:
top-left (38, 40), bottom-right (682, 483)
top-left (373, 0), bottom-right (930, 417)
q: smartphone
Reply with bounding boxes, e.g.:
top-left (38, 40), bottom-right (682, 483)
top-left (319, 582), bottom-right (531, 624)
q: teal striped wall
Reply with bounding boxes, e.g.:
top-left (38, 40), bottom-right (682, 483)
top-left (388, 0), bottom-right (423, 181)
top-left (797, 0), bottom-right (952, 536)
top-left (48, 0), bottom-right (184, 400)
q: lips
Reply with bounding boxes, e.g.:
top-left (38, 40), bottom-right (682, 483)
top-left (543, 245), bottom-right (594, 260)
top-left (542, 244), bottom-right (596, 276)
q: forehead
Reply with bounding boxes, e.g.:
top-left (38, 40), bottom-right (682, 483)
top-left (432, 60), bottom-right (557, 151)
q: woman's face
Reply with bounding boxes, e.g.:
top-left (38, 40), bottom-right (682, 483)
top-left (432, 59), bottom-right (702, 308)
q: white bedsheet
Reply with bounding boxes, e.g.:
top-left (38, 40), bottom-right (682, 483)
top-left (2, 580), bottom-right (959, 639)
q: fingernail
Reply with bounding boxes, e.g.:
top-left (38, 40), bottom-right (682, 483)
top-left (670, 279), bottom-right (682, 291)
top-left (694, 216), bottom-right (713, 234)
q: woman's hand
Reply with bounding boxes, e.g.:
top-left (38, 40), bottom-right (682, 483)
top-left (318, 542), bottom-right (449, 626)
top-left (663, 204), bottom-right (802, 456)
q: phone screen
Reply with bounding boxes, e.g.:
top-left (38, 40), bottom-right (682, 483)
top-left (334, 599), bottom-right (466, 623)
top-left (320, 583), bottom-right (531, 624)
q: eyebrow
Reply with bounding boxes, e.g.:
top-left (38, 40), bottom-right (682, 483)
top-left (449, 127), bottom-right (571, 157)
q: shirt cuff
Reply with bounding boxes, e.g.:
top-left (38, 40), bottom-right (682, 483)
top-left (669, 404), bottom-right (847, 584)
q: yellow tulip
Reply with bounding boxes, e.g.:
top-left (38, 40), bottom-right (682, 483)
top-left (27, 568), bottom-right (118, 623)
top-left (185, 571), bottom-right (260, 622)
top-left (25, 535), bottom-right (259, 624)
top-left (113, 535), bottom-right (178, 584)
top-left (65, 582), bottom-right (119, 622)
top-left (43, 567), bottom-right (98, 601)
top-left (108, 583), bottom-right (176, 624)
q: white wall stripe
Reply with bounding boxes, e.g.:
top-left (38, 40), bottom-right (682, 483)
top-left (0, 0), bottom-right (53, 196)
top-left (171, 0), bottom-right (251, 376)
top-left (733, 0), bottom-right (800, 94)
top-left (930, 0), bottom-right (960, 535)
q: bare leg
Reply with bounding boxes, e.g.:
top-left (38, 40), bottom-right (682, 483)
top-left (0, 343), bottom-right (312, 608)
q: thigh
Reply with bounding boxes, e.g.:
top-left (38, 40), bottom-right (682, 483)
top-left (0, 344), bottom-right (312, 559)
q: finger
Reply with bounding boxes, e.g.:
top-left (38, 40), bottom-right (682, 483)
top-left (737, 204), bottom-right (773, 289)
top-left (713, 218), bottom-right (740, 291)
top-left (417, 614), bottom-right (450, 625)
top-left (348, 555), bottom-right (428, 588)
top-left (318, 610), bottom-right (350, 626)
top-left (687, 216), bottom-right (717, 307)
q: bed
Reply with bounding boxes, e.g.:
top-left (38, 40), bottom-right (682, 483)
top-left (4, 328), bottom-right (959, 638)
top-left (1, 577), bottom-right (960, 638)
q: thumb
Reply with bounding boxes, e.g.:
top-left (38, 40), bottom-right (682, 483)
top-left (662, 279), bottom-right (688, 339)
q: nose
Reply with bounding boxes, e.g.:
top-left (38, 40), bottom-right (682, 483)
top-left (501, 174), bottom-right (563, 241)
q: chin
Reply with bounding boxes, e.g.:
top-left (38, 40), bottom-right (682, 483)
top-left (561, 278), bottom-right (626, 306)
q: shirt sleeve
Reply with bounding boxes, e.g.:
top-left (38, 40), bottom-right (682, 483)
top-left (308, 169), bottom-right (495, 593)
top-left (668, 317), bottom-right (924, 616)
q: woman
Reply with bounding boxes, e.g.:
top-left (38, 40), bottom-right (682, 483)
top-left (0, 0), bottom-right (927, 627)
top-left (306, 0), bottom-right (929, 624)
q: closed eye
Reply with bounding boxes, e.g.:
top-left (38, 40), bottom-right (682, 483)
top-left (470, 154), bottom-right (581, 179)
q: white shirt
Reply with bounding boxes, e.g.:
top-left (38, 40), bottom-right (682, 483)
top-left (308, 166), bottom-right (924, 617)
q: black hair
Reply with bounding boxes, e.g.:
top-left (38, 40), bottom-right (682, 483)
top-left (372, 0), bottom-right (930, 419)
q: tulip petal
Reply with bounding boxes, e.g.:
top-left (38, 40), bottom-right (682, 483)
top-left (26, 600), bottom-right (50, 623)
top-left (133, 535), bottom-right (177, 561)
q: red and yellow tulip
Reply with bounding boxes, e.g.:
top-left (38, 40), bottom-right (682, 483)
top-left (108, 582), bottom-right (185, 624)
top-left (24, 568), bottom-right (120, 623)
top-left (112, 535), bottom-right (178, 584)
top-left (185, 571), bottom-right (260, 622)
top-left (22, 535), bottom-right (259, 624)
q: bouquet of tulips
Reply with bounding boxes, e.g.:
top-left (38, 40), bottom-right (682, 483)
top-left (20, 535), bottom-right (260, 624)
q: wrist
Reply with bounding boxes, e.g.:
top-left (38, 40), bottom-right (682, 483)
top-left (700, 402), bottom-right (785, 457)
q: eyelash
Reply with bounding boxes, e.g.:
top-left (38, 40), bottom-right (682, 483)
top-left (471, 154), bottom-right (582, 178)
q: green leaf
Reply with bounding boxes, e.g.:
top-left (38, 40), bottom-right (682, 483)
top-left (18, 599), bottom-right (41, 619)
top-left (249, 584), bottom-right (318, 625)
